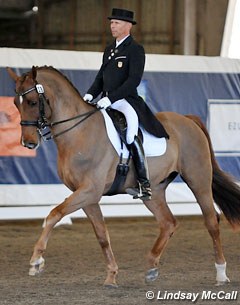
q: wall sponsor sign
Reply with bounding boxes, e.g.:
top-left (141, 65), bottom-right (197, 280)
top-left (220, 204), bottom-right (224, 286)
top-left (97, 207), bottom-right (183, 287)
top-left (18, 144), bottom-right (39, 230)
top-left (208, 99), bottom-right (240, 156)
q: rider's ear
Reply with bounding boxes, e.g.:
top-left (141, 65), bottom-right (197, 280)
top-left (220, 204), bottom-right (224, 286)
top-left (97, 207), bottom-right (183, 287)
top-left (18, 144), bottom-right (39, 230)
top-left (31, 66), bottom-right (37, 80)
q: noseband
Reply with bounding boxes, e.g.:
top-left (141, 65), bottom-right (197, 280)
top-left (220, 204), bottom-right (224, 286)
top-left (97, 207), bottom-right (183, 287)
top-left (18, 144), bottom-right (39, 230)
top-left (16, 83), bottom-right (100, 141)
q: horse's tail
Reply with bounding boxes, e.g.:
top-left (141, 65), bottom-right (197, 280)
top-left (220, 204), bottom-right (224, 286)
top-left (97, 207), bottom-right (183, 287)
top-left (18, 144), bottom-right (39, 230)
top-left (186, 114), bottom-right (240, 231)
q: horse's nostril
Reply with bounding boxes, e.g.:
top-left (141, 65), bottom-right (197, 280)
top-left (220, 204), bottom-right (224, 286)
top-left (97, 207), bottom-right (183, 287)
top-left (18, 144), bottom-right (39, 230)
top-left (24, 142), bottom-right (38, 149)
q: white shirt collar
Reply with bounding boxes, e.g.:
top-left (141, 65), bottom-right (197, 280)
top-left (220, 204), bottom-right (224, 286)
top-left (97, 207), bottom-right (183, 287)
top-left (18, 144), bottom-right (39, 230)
top-left (115, 35), bottom-right (130, 48)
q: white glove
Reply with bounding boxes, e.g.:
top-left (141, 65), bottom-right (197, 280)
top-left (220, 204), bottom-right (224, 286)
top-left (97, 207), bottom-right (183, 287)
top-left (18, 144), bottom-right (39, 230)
top-left (97, 97), bottom-right (111, 109)
top-left (83, 93), bottom-right (93, 103)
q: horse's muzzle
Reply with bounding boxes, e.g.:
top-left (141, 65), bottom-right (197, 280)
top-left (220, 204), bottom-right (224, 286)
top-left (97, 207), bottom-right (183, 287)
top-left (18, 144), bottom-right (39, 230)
top-left (21, 137), bottom-right (39, 150)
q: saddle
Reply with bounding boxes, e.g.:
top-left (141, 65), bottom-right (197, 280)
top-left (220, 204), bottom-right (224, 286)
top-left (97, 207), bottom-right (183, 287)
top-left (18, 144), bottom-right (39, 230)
top-left (103, 108), bottom-right (167, 196)
top-left (106, 108), bottom-right (143, 145)
top-left (106, 108), bottom-right (128, 146)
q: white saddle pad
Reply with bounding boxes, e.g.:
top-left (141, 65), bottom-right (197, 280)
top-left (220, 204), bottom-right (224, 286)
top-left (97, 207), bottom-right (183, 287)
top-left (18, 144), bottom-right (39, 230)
top-left (101, 110), bottom-right (167, 159)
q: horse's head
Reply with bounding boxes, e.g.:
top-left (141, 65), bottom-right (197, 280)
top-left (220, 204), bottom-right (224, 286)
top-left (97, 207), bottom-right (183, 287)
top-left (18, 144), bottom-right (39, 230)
top-left (7, 66), bottom-right (51, 149)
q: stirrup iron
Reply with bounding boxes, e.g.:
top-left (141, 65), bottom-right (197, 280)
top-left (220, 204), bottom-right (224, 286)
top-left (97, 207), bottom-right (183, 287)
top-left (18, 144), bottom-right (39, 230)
top-left (126, 182), bottom-right (152, 201)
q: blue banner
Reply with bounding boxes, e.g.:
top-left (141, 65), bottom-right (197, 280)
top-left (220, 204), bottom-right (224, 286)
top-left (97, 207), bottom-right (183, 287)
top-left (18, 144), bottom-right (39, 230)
top-left (1, 50), bottom-right (240, 187)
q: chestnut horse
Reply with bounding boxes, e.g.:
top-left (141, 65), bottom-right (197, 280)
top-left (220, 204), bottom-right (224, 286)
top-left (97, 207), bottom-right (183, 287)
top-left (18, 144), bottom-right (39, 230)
top-left (7, 66), bottom-right (240, 286)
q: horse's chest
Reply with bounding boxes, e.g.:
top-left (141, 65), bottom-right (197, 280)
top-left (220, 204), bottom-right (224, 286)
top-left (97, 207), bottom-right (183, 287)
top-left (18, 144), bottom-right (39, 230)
top-left (57, 154), bottom-right (88, 189)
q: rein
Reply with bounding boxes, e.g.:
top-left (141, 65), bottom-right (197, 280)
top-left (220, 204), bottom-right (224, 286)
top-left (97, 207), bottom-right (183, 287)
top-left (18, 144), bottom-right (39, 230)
top-left (41, 108), bottom-right (99, 141)
top-left (16, 83), bottom-right (100, 141)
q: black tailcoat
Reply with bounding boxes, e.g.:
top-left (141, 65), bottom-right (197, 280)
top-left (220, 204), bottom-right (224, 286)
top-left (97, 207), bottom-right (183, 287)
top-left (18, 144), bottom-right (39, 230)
top-left (87, 36), bottom-right (169, 138)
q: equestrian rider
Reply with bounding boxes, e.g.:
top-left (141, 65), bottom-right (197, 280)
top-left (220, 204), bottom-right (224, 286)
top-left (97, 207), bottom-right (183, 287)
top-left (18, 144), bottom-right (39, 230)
top-left (83, 8), bottom-right (168, 200)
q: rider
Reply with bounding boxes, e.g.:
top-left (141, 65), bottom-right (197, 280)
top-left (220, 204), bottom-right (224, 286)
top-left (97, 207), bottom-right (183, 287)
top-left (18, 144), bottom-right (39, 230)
top-left (83, 8), bottom-right (168, 200)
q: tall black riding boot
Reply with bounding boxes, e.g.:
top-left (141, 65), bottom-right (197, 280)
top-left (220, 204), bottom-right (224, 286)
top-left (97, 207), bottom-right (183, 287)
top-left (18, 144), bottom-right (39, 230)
top-left (126, 135), bottom-right (152, 200)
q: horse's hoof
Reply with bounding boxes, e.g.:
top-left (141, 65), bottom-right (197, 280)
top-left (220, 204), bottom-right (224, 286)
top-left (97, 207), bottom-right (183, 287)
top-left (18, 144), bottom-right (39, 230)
top-left (215, 278), bottom-right (230, 286)
top-left (145, 268), bottom-right (159, 283)
top-left (29, 257), bottom-right (45, 276)
top-left (103, 283), bottom-right (118, 289)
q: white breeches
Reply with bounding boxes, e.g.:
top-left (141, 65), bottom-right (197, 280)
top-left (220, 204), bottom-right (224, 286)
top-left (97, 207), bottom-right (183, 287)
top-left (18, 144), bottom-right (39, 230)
top-left (110, 99), bottom-right (139, 144)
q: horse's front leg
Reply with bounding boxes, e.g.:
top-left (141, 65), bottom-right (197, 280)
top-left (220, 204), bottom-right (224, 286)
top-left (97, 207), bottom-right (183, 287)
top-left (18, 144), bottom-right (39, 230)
top-left (143, 188), bottom-right (178, 283)
top-left (83, 204), bottom-right (118, 287)
top-left (29, 185), bottom-right (100, 276)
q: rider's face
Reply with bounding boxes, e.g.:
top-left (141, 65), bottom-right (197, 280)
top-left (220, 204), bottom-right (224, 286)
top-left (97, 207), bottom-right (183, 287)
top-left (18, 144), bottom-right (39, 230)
top-left (110, 19), bottom-right (132, 41)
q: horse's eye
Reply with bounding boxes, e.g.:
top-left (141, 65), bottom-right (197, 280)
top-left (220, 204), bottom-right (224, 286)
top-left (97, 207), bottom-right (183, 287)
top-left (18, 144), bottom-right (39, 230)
top-left (27, 100), bottom-right (38, 107)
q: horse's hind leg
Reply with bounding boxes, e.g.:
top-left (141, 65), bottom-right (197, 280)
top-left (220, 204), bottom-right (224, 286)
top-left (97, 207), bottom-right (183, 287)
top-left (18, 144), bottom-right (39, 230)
top-left (144, 186), bottom-right (178, 282)
top-left (182, 172), bottom-right (230, 285)
top-left (83, 204), bottom-right (118, 287)
top-left (196, 191), bottom-right (229, 285)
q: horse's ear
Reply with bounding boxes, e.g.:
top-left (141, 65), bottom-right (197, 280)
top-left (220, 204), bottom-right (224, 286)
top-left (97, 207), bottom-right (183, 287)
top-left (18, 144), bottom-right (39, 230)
top-left (6, 67), bottom-right (19, 82)
top-left (31, 66), bottom-right (37, 80)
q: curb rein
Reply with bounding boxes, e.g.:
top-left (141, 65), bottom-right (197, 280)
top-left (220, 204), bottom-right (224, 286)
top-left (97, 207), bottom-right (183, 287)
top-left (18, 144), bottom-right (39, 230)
top-left (16, 83), bottom-right (100, 141)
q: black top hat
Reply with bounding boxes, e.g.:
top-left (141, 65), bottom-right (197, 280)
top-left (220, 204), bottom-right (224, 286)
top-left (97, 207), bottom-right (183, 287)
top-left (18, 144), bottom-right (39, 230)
top-left (108, 8), bottom-right (137, 25)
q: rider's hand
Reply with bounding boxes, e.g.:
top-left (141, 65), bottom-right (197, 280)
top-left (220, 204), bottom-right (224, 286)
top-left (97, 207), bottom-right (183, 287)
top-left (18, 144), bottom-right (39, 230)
top-left (97, 97), bottom-right (111, 109)
top-left (83, 93), bottom-right (93, 103)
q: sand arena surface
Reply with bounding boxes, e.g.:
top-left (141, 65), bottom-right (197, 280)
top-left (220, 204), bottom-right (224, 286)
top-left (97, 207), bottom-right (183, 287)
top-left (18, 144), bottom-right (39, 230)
top-left (0, 216), bottom-right (239, 305)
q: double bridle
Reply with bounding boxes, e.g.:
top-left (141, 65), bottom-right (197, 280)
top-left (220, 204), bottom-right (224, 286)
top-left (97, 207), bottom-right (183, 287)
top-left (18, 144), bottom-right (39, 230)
top-left (16, 83), bottom-right (100, 141)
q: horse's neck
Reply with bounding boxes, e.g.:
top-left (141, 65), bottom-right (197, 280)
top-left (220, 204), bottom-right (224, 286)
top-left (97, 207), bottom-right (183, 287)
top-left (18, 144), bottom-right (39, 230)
top-left (37, 69), bottom-right (101, 151)
top-left (38, 70), bottom-right (90, 120)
